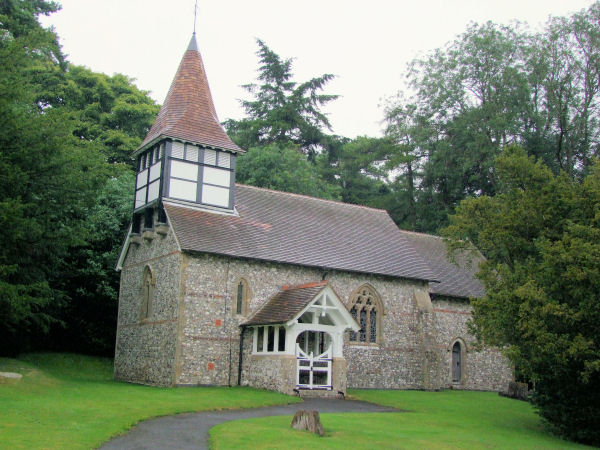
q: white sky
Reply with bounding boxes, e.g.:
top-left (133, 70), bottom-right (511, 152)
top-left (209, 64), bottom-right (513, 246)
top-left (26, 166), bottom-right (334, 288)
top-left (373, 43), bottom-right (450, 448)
top-left (41, 0), bottom-right (593, 138)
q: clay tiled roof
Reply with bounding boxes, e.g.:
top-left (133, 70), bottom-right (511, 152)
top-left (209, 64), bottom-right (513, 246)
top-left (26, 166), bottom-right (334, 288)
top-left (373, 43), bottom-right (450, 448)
top-left (244, 282), bottom-right (327, 326)
top-left (401, 231), bottom-right (485, 299)
top-left (137, 35), bottom-right (242, 154)
top-left (165, 184), bottom-right (437, 281)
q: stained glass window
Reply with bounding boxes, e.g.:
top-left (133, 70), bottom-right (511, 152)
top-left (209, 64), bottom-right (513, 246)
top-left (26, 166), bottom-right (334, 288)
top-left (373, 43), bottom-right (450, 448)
top-left (369, 309), bottom-right (377, 343)
top-left (347, 285), bottom-right (382, 344)
top-left (359, 309), bottom-right (367, 342)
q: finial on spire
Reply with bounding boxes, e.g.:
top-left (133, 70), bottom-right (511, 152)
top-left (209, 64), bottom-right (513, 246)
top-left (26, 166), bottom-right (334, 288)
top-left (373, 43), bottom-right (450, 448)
top-left (193, 0), bottom-right (198, 35)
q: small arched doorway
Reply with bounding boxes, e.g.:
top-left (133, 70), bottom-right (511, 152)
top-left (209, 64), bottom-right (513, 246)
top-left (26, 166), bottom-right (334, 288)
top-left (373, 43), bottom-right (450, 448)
top-left (296, 330), bottom-right (333, 389)
top-left (452, 341), bottom-right (462, 383)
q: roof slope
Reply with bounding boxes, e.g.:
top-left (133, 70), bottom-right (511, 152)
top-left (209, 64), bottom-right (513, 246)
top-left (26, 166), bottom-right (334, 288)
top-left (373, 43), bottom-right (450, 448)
top-left (402, 231), bottom-right (485, 299)
top-left (244, 282), bottom-right (327, 326)
top-left (137, 35), bottom-right (242, 154)
top-left (165, 184), bottom-right (437, 281)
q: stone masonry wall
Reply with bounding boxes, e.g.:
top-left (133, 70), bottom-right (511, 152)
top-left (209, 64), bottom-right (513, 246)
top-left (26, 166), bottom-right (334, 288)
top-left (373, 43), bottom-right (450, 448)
top-left (114, 228), bottom-right (182, 386)
top-left (118, 245), bottom-right (512, 391)
top-left (432, 296), bottom-right (513, 390)
top-left (176, 253), bottom-right (457, 391)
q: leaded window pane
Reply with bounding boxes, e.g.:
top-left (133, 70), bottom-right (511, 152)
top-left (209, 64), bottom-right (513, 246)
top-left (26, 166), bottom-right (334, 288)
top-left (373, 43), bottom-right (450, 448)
top-left (267, 326), bottom-right (275, 352)
top-left (369, 309), bottom-right (377, 343)
top-left (349, 307), bottom-right (358, 341)
top-left (359, 309), bottom-right (367, 342)
top-left (257, 327), bottom-right (264, 352)
top-left (278, 327), bottom-right (286, 351)
top-left (236, 282), bottom-right (243, 314)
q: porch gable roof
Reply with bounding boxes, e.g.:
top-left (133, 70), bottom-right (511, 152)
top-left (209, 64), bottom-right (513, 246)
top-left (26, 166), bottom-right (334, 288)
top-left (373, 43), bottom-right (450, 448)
top-left (243, 282), bottom-right (327, 326)
top-left (243, 282), bottom-right (359, 332)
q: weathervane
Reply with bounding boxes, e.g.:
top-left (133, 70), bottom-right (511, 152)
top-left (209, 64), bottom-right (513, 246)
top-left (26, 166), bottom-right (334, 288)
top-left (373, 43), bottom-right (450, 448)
top-left (193, 0), bottom-right (198, 34)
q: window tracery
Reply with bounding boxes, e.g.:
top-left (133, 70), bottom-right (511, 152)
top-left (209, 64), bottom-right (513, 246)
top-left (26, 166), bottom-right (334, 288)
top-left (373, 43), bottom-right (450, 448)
top-left (348, 285), bottom-right (382, 344)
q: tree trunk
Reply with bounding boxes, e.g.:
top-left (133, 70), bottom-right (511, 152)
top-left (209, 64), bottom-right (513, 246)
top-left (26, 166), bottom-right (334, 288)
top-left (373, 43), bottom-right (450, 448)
top-left (291, 410), bottom-right (324, 436)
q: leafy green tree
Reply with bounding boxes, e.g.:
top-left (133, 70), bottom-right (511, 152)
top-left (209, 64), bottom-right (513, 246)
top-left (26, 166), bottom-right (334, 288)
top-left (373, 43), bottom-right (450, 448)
top-left (59, 66), bottom-right (160, 165)
top-left (236, 144), bottom-right (340, 200)
top-left (50, 172), bottom-right (134, 355)
top-left (444, 147), bottom-right (600, 445)
top-left (326, 136), bottom-right (392, 207)
top-left (224, 39), bottom-right (338, 159)
top-left (0, 19), bottom-right (107, 354)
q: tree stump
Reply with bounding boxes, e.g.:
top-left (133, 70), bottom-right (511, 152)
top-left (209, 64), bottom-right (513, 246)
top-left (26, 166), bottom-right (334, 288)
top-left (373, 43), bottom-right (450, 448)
top-left (291, 410), bottom-right (324, 436)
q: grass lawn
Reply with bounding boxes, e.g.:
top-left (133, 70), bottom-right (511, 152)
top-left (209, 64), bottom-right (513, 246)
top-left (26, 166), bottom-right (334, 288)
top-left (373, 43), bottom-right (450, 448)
top-left (210, 389), bottom-right (591, 449)
top-left (0, 353), bottom-right (299, 449)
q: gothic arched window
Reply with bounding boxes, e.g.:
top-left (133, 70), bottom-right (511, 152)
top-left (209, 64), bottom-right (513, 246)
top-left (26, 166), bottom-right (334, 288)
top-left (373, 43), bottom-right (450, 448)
top-left (348, 285), bottom-right (383, 344)
top-left (235, 278), bottom-right (250, 315)
top-left (140, 266), bottom-right (155, 321)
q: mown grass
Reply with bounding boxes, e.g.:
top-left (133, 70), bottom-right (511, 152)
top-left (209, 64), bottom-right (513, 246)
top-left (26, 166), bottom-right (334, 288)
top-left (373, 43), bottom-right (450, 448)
top-left (0, 353), bottom-right (299, 449)
top-left (210, 389), bottom-right (591, 449)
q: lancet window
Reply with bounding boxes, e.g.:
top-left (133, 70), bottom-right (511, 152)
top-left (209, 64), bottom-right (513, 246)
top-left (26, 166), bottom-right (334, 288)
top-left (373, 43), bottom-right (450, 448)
top-left (235, 278), bottom-right (250, 315)
top-left (140, 266), bottom-right (155, 321)
top-left (348, 285), bottom-right (382, 344)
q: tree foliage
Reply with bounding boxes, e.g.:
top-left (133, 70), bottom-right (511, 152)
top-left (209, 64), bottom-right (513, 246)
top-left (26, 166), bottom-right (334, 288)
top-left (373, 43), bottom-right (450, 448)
top-left (224, 39), bottom-right (338, 159)
top-left (384, 3), bottom-right (600, 232)
top-left (236, 144), bottom-right (340, 200)
top-left (0, 1), bottom-right (149, 356)
top-left (444, 147), bottom-right (600, 445)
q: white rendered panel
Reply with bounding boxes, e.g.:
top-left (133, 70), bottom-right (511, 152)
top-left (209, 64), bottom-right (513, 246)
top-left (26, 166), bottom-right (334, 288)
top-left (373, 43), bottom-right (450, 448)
top-left (136, 169), bottom-right (148, 189)
top-left (147, 180), bottom-right (160, 202)
top-left (170, 160), bottom-right (198, 181)
top-left (171, 141), bottom-right (184, 159)
top-left (135, 187), bottom-right (147, 209)
top-left (204, 148), bottom-right (216, 165)
top-left (169, 179), bottom-right (197, 202)
top-left (185, 145), bottom-right (199, 162)
top-left (149, 161), bottom-right (162, 181)
top-left (203, 166), bottom-right (230, 187)
top-left (218, 152), bottom-right (231, 168)
top-left (202, 184), bottom-right (229, 207)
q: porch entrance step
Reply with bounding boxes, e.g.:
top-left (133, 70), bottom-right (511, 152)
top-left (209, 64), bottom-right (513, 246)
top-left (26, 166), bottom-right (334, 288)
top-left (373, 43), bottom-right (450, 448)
top-left (296, 389), bottom-right (344, 399)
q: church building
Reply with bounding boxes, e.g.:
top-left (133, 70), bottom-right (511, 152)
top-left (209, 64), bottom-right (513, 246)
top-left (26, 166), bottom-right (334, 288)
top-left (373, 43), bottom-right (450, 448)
top-left (114, 34), bottom-right (512, 396)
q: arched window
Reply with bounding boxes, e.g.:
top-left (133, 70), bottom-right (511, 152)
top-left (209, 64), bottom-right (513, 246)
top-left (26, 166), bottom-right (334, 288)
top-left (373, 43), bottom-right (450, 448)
top-left (235, 278), bottom-right (250, 315)
top-left (140, 266), bottom-right (155, 321)
top-left (347, 285), bottom-right (383, 344)
top-left (450, 339), bottom-right (466, 384)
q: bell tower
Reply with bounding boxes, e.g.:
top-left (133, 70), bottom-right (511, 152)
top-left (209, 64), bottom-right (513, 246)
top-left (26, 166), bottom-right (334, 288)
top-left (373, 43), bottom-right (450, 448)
top-left (130, 34), bottom-right (244, 233)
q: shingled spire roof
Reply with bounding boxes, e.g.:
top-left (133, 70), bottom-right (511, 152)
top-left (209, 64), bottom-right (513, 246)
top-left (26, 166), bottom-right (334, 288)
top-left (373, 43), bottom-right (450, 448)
top-left (136, 34), bottom-right (243, 154)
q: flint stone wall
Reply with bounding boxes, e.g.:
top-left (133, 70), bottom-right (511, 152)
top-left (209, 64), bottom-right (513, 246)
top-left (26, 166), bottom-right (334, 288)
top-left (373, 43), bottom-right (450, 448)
top-left (114, 228), bottom-right (181, 386)
top-left (433, 296), bottom-right (513, 391)
top-left (116, 237), bottom-right (512, 391)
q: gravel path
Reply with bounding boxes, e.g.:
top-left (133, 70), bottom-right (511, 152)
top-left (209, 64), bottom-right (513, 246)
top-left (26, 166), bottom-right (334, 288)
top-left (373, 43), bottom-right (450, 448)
top-left (100, 398), bottom-right (399, 449)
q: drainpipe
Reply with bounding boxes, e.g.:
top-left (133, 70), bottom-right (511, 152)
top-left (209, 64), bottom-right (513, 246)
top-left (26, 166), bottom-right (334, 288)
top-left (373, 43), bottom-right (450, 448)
top-left (237, 325), bottom-right (246, 386)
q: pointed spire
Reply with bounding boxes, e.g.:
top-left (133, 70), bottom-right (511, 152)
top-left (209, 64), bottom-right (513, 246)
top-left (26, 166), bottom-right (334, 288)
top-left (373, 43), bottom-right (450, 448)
top-left (137, 35), bottom-right (242, 154)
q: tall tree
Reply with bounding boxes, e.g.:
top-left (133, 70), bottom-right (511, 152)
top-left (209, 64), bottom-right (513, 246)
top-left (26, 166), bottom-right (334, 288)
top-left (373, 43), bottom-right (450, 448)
top-left (59, 66), bottom-right (159, 165)
top-left (224, 39), bottom-right (338, 159)
top-left (0, 13), bottom-right (106, 354)
top-left (236, 144), bottom-right (340, 200)
top-left (444, 147), bottom-right (600, 445)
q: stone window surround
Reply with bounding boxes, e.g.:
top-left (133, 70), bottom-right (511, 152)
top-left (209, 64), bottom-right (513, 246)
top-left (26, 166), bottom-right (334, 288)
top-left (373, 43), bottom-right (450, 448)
top-left (140, 265), bottom-right (155, 322)
top-left (449, 337), bottom-right (467, 384)
top-left (234, 278), bottom-right (251, 316)
top-left (252, 325), bottom-right (287, 354)
top-left (347, 284), bottom-right (384, 346)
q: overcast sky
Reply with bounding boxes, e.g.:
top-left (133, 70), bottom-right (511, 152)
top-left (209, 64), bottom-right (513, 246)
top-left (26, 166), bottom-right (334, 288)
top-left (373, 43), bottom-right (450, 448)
top-left (41, 0), bottom-right (593, 138)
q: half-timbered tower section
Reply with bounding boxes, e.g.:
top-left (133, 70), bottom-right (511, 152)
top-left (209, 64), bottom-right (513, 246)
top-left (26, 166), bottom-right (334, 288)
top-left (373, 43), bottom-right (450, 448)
top-left (114, 34), bottom-right (512, 394)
